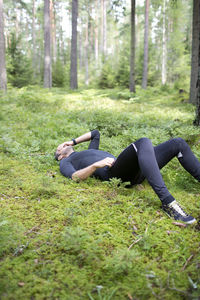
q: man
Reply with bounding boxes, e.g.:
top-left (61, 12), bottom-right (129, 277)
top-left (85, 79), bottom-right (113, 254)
top-left (55, 130), bottom-right (200, 224)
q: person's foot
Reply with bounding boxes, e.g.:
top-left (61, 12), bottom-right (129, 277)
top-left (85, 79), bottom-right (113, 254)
top-left (162, 200), bottom-right (196, 224)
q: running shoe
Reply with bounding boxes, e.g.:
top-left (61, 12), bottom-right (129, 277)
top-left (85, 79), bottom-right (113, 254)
top-left (162, 200), bottom-right (196, 224)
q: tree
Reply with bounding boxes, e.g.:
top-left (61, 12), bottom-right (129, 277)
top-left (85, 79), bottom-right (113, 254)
top-left (190, 0), bottom-right (199, 104)
top-left (32, 0), bottom-right (36, 79)
top-left (44, 0), bottom-right (52, 88)
top-left (129, 0), bottom-right (135, 93)
top-left (70, 0), bottom-right (78, 90)
top-left (0, 0), bottom-right (7, 91)
top-left (101, 0), bottom-right (107, 56)
top-left (161, 0), bottom-right (167, 85)
top-left (194, 1), bottom-right (200, 125)
top-left (142, 0), bottom-right (150, 89)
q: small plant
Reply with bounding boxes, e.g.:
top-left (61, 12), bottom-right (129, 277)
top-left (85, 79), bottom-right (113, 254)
top-left (88, 285), bottom-right (118, 300)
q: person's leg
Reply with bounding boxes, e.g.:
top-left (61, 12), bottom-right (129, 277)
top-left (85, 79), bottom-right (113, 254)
top-left (109, 137), bottom-right (196, 223)
top-left (109, 138), bottom-right (174, 202)
top-left (134, 137), bottom-right (197, 223)
top-left (154, 137), bottom-right (200, 181)
top-left (109, 144), bottom-right (141, 184)
top-left (134, 138), bottom-right (174, 204)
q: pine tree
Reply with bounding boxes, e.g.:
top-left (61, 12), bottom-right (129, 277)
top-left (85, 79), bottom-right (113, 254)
top-left (190, 0), bottom-right (199, 104)
top-left (70, 0), bottom-right (78, 89)
top-left (44, 0), bottom-right (52, 88)
top-left (0, 0), bottom-right (7, 91)
top-left (130, 0), bottom-right (136, 93)
top-left (142, 0), bottom-right (150, 89)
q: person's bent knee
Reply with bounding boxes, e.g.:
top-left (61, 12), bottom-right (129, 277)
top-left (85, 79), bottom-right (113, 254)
top-left (136, 137), bottom-right (152, 145)
top-left (134, 137), bottom-right (153, 152)
top-left (173, 137), bottom-right (187, 146)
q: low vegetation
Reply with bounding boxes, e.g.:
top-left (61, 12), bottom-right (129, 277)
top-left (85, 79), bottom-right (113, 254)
top-left (0, 86), bottom-right (200, 299)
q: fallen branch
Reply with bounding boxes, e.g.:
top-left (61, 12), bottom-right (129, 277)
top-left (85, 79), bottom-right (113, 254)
top-left (24, 226), bottom-right (40, 236)
top-left (172, 222), bottom-right (187, 228)
top-left (128, 236), bottom-right (143, 250)
top-left (181, 254), bottom-right (194, 271)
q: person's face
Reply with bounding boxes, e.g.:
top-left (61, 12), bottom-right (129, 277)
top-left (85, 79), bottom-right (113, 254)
top-left (56, 143), bottom-right (72, 160)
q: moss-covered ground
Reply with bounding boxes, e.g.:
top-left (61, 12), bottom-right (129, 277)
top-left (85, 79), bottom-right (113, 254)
top-left (0, 86), bottom-right (200, 299)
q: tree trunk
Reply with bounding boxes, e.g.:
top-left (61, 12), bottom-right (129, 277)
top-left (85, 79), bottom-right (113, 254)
top-left (32, 0), bottom-right (36, 79)
top-left (103, 0), bottom-right (106, 55)
top-left (142, 0), bottom-right (150, 89)
top-left (161, 0), bottom-right (167, 85)
top-left (194, 1), bottom-right (200, 125)
top-left (190, 0), bottom-right (199, 104)
top-left (100, 0), bottom-right (106, 56)
top-left (130, 0), bottom-right (135, 93)
top-left (50, 0), bottom-right (56, 63)
top-left (70, 0), bottom-right (78, 90)
top-left (85, 13), bottom-right (89, 86)
top-left (44, 0), bottom-right (52, 88)
top-left (0, 0), bottom-right (7, 91)
top-left (94, 0), bottom-right (99, 64)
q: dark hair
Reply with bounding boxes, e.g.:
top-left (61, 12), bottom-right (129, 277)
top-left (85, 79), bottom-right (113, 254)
top-left (54, 151), bottom-right (60, 161)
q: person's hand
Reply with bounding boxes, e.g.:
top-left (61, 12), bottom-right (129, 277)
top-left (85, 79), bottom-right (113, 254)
top-left (63, 141), bottom-right (74, 147)
top-left (57, 141), bottom-right (72, 151)
top-left (93, 157), bottom-right (115, 169)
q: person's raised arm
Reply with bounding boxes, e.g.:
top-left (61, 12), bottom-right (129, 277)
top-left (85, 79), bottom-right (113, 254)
top-left (72, 157), bottom-right (115, 181)
top-left (62, 130), bottom-right (100, 148)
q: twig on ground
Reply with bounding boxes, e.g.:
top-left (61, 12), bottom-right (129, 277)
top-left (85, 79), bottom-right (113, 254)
top-left (24, 226), bottom-right (40, 236)
top-left (128, 236), bottom-right (143, 250)
top-left (172, 222), bottom-right (187, 227)
top-left (181, 254), bottom-right (194, 271)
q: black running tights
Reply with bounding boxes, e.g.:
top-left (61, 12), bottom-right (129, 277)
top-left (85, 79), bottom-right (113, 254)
top-left (109, 137), bottom-right (200, 203)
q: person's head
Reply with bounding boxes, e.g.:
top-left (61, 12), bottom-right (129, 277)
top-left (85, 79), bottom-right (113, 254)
top-left (55, 143), bottom-right (74, 161)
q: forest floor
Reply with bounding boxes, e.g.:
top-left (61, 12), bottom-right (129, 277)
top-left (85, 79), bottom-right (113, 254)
top-left (0, 86), bottom-right (200, 300)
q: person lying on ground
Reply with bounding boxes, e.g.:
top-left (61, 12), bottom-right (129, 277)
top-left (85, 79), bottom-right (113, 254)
top-left (55, 130), bottom-right (200, 224)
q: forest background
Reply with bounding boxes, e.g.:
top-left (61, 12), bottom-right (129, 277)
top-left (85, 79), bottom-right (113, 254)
top-left (0, 0), bottom-right (198, 97)
top-left (0, 0), bottom-right (200, 299)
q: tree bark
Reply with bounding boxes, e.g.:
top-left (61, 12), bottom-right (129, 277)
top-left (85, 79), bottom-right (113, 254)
top-left (70, 0), bottom-right (78, 89)
top-left (100, 0), bottom-right (106, 56)
top-left (194, 1), bottom-right (200, 125)
top-left (142, 0), bottom-right (150, 89)
top-left (94, 0), bottom-right (99, 64)
top-left (190, 0), bottom-right (199, 104)
top-left (103, 0), bottom-right (106, 55)
top-left (161, 0), bottom-right (167, 85)
top-left (32, 0), bottom-right (36, 79)
top-left (85, 12), bottom-right (89, 86)
top-left (50, 0), bottom-right (56, 63)
top-left (0, 0), bottom-right (7, 91)
top-left (130, 0), bottom-right (135, 93)
top-left (44, 0), bottom-right (52, 88)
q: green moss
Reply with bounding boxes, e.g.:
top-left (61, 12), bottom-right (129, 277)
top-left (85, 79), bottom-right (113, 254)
top-left (0, 86), bottom-right (200, 299)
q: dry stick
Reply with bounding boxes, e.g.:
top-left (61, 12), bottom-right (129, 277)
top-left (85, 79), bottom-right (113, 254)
top-left (182, 254), bottom-right (194, 271)
top-left (24, 226), bottom-right (39, 235)
top-left (128, 236), bottom-right (143, 250)
top-left (128, 219), bottom-right (159, 251)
